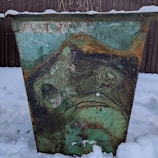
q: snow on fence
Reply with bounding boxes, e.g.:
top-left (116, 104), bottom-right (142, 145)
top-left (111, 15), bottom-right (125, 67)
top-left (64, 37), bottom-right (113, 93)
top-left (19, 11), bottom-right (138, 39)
top-left (0, 0), bottom-right (158, 73)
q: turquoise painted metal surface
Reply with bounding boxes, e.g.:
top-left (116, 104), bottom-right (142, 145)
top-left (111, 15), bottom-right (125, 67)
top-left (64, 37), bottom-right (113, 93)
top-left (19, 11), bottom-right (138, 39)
top-left (12, 13), bottom-right (158, 156)
top-left (15, 20), bottom-right (141, 70)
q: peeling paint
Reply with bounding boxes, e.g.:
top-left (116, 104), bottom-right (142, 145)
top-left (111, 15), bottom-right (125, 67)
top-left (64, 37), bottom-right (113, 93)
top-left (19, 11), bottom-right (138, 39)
top-left (12, 13), bottom-right (155, 156)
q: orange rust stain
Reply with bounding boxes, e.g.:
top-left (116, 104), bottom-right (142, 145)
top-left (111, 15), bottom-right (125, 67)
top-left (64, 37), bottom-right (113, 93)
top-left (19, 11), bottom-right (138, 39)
top-left (67, 34), bottom-right (145, 66)
top-left (23, 70), bottom-right (31, 81)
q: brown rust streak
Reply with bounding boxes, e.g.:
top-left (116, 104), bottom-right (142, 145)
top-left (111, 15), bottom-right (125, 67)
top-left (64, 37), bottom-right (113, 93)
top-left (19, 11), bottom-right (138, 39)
top-left (64, 34), bottom-right (144, 65)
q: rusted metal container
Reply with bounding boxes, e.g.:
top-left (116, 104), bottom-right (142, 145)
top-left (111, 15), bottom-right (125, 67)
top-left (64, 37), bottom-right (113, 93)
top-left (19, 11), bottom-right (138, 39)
top-left (12, 13), bottom-right (158, 156)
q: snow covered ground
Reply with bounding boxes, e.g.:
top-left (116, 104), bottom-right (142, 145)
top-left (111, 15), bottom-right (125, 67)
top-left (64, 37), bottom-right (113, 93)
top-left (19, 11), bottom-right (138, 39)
top-left (0, 67), bottom-right (158, 158)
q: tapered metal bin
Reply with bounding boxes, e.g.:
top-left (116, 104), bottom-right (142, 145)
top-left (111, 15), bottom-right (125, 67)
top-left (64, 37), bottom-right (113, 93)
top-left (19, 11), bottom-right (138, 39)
top-left (12, 13), bottom-right (158, 156)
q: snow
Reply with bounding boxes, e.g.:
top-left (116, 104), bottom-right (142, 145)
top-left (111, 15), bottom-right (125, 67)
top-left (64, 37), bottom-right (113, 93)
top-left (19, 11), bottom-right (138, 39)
top-left (0, 5), bottom-right (158, 18)
top-left (0, 14), bottom-right (4, 18)
top-left (0, 67), bottom-right (158, 158)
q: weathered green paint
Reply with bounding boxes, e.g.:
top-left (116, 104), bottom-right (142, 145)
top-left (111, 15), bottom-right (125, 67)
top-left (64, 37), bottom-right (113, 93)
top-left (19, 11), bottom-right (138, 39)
top-left (16, 21), bottom-right (141, 54)
top-left (12, 13), bottom-right (158, 156)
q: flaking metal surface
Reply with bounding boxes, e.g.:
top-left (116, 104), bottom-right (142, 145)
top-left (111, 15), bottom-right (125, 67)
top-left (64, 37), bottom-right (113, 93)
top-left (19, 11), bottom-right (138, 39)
top-left (12, 13), bottom-right (158, 156)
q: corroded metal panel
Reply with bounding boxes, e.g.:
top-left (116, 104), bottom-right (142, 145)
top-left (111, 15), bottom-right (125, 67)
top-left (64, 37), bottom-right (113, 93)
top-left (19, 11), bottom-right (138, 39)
top-left (12, 13), bottom-right (157, 155)
top-left (1, 0), bottom-right (158, 68)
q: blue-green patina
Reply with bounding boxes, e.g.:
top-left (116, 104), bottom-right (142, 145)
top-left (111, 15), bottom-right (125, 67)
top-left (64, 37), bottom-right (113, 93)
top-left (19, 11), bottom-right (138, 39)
top-left (12, 13), bottom-right (155, 156)
top-left (16, 20), bottom-right (141, 69)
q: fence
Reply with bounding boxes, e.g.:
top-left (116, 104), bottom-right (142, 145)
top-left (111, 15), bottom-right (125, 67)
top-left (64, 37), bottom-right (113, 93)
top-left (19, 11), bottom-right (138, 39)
top-left (0, 0), bottom-right (158, 72)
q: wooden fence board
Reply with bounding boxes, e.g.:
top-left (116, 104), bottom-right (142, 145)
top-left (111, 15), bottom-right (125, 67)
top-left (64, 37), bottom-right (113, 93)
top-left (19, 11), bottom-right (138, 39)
top-left (151, 21), bottom-right (158, 73)
top-left (146, 21), bottom-right (156, 72)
